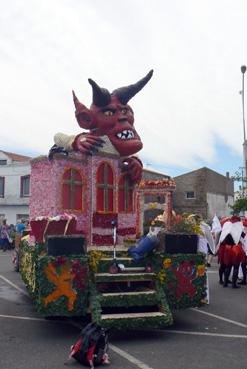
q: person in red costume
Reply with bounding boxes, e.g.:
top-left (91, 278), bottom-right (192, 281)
top-left (217, 215), bottom-right (246, 288)
top-left (50, 70), bottom-right (153, 185)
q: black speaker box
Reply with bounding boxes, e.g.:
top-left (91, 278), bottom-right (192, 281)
top-left (46, 235), bottom-right (86, 256)
top-left (165, 234), bottom-right (198, 254)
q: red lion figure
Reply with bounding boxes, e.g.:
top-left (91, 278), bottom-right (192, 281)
top-left (50, 70), bottom-right (153, 184)
top-left (173, 261), bottom-right (196, 299)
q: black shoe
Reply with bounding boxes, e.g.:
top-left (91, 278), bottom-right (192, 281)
top-left (232, 284), bottom-right (240, 289)
top-left (238, 280), bottom-right (247, 285)
top-left (219, 280), bottom-right (223, 285)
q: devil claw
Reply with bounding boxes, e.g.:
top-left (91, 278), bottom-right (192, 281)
top-left (91, 146), bottom-right (99, 153)
top-left (95, 141), bottom-right (104, 147)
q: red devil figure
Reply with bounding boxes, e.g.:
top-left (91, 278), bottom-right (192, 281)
top-left (51, 70), bottom-right (153, 184)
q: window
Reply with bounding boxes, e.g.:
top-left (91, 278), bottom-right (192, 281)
top-left (118, 174), bottom-right (134, 212)
top-left (0, 160), bottom-right (7, 165)
top-left (186, 191), bottom-right (195, 199)
top-left (16, 214), bottom-right (29, 222)
top-left (20, 175), bottom-right (30, 197)
top-left (62, 168), bottom-right (83, 211)
top-left (0, 177), bottom-right (5, 198)
top-left (96, 162), bottom-right (114, 212)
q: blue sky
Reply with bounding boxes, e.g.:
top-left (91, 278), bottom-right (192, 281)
top-left (1, 0), bottom-right (247, 182)
top-left (142, 140), bottom-right (243, 179)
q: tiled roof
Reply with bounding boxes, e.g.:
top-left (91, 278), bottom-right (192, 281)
top-left (1, 150), bottom-right (32, 162)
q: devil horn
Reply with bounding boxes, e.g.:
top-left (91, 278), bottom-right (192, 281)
top-left (72, 90), bottom-right (87, 110)
top-left (88, 78), bottom-right (111, 107)
top-left (72, 90), bottom-right (80, 108)
top-left (112, 70), bottom-right (153, 105)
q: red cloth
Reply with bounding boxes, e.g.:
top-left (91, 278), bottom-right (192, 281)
top-left (218, 243), bottom-right (245, 265)
top-left (30, 218), bottom-right (77, 243)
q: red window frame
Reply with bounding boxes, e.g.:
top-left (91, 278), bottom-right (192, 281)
top-left (62, 168), bottom-right (83, 211)
top-left (96, 162), bottom-right (114, 213)
top-left (118, 174), bottom-right (134, 213)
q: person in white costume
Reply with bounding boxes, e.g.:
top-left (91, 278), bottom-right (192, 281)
top-left (207, 214), bottom-right (222, 267)
top-left (217, 216), bottom-right (245, 288)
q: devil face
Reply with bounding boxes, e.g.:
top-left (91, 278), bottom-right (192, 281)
top-left (90, 96), bottom-right (143, 156)
top-left (73, 70), bottom-right (153, 157)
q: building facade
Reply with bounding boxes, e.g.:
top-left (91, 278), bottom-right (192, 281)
top-left (0, 150), bottom-right (31, 224)
top-left (172, 167), bottom-right (234, 220)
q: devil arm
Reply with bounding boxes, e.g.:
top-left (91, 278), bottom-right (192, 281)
top-left (121, 156), bottom-right (143, 185)
top-left (53, 132), bottom-right (105, 155)
top-left (72, 133), bottom-right (105, 155)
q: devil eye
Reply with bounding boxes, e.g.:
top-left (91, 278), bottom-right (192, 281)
top-left (121, 108), bottom-right (128, 114)
top-left (102, 109), bottom-right (115, 116)
top-left (104, 110), bottom-right (114, 116)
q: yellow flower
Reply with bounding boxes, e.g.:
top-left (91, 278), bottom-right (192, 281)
top-left (157, 270), bottom-right (166, 284)
top-left (197, 264), bottom-right (205, 276)
top-left (163, 258), bottom-right (172, 268)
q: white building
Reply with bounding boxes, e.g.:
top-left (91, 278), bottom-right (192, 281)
top-left (0, 150), bottom-right (31, 225)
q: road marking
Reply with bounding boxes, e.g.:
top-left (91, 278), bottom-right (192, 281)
top-left (110, 344), bottom-right (154, 369)
top-left (164, 329), bottom-right (247, 339)
top-left (207, 270), bottom-right (218, 274)
top-left (0, 313), bottom-right (46, 322)
top-left (0, 275), bottom-right (30, 297)
top-left (190, 308), bottom-right (247, 329)
top-left (2, 273), bottom-right (247, 368)
top-left (0, 313), bottom-right (71, 325)
top-left (70, 320), bottom-right (154, 369)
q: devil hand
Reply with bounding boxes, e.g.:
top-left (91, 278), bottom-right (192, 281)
top-left (73, 133), bottom-right (105, 155)
top-left (121, 156), bottom-right (143, 184)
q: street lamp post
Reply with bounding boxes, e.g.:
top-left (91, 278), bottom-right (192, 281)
top-left (241, 65), bottom-right (247, 183)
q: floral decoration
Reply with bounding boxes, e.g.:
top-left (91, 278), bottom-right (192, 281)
top-left (43, 261), bottom-right (77, 311)
top-left (197, 264), bottom-right (205, 276)
top-left (117, 227), bottom-right (136, 236)
top-left (168, 214), bottom-right (203, 235)
top-left (92, 212), bottom-right (118, 228)
top-left (139, 179), bottom-right (176, 189)
top-left (163, 258), bottom-right (172, 268)
top-left (92, 234), bottom-right (114, 245)
top-left (88, 250), bottom-right (103, 273)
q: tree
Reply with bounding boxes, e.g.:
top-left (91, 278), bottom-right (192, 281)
top-left (231, 170), bottom-right (247, 214)
top-left (231, 197), bottom-right (247, 214)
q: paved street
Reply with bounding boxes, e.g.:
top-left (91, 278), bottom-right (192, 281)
top-left (0, 251), bottom-right (247, 369)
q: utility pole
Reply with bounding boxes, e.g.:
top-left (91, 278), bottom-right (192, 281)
top-left (241, 65), bottom-right (247, 182)
top-left (239, 166), bottom-right (245, 197)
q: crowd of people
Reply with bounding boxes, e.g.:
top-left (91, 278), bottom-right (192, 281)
top-left (200, 213), bottom-right (247, 289)
top-left (215, 215), bottom-right (247, 288)
top-left (0, 218), bottom-right (28, 252)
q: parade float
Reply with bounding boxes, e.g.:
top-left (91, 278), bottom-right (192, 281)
top-left (19, 71), bottom-right (207, 330)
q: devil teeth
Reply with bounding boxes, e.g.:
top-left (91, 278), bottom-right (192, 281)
top-left (116, 130), bottom-right (134, 140)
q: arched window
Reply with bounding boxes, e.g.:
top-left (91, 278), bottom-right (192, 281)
top-left (118, 174), bottom-right (134, 213)
top-left (62, 168), bottom-right (83, 211)
top-left (96, 162), bottom-right (114, 212)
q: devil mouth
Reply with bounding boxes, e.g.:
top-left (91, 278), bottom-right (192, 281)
top-left (116, 130), bottom-right (135, 140)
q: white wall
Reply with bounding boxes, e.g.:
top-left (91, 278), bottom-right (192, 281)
top-left (207, 192), bottom-right (234, 219)
top-left (0, 152), bottom-right (31, 224)
top-left (0, 205), bottom-right (29, 225)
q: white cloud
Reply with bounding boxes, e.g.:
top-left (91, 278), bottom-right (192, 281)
top-left (1, 0), bottom-right (247, 174)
